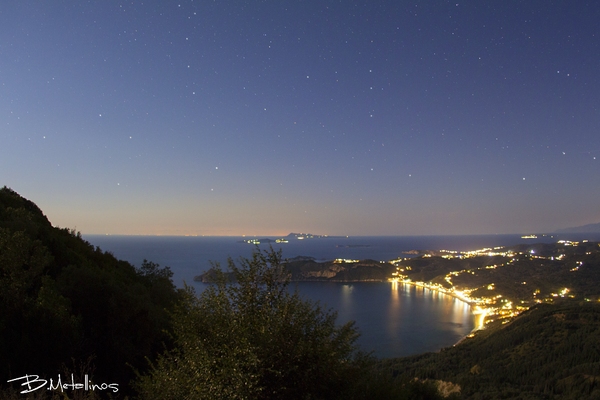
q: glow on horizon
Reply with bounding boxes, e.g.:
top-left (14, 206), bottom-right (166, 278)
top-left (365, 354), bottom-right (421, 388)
top-left (2, 2), bottom-right (599, 236)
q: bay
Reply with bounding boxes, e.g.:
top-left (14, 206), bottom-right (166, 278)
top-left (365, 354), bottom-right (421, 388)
top-left (293, 281), bottom-right (474, 358)
top-left (84, 233), bottom-right (600, 359)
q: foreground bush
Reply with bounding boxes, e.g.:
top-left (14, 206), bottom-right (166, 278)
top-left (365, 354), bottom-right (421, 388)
top-left (135, 247), bottom-right (373, 399)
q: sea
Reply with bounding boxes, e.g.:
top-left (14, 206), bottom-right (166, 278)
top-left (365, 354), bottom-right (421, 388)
top-left (84, 233), bottom-right (600, 359)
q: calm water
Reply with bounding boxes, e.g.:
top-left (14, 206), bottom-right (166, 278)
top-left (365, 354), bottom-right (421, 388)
top-left (293, 281), bottom-right (474, 357)
top-left (84, 233), bottom-right (600, 358)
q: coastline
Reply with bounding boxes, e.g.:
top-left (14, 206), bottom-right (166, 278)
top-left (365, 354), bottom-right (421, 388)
top-left (392, 279), bottom-right (476, 306)
top-left (392, 279), bottom-right (480, 348)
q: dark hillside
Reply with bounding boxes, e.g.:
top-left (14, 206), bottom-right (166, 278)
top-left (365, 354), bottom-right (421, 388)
top-left (381, 301), bottom-right (600, 399)
top-left (0, 186), bottom-right (180, 396)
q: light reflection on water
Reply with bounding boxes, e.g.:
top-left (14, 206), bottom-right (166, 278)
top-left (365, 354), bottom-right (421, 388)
top-left (83, 234), bottom-right (600, 358)
top-left (293, 281), bottom-right (475, 359)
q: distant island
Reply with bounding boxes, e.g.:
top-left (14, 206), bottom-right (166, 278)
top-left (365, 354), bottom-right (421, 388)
top-left (239, 232), bottom-right (344, 244)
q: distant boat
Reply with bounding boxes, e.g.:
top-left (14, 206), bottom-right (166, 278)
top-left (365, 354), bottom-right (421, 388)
top-left (521, 235), bottom-right (537, 239)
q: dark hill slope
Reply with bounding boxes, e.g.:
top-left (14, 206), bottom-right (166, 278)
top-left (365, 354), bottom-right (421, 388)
top-left (0, 186), bottom-right (180, 395)
top-left (381, 301), bottom-right (600, 399)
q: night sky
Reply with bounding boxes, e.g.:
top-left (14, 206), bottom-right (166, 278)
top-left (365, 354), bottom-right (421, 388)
top-left (2, 1), bottom-right (599, 236)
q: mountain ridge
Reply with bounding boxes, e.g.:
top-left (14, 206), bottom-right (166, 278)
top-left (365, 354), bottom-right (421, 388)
top-left (556, 222), bottom-right (600, 233)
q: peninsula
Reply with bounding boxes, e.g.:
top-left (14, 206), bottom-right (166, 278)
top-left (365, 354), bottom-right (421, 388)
top-left (195, 258), bottom-right (395, 282)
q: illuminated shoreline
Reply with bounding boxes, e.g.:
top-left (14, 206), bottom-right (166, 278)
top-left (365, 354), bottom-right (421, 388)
top-left (389, 278), bottom-right (476, 306)
top-left (389, 279), bottom-right (485, 346)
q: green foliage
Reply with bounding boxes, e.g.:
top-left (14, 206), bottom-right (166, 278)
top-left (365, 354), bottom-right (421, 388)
top-left (0, 187), bottom-right (180, 397)
top-left (0, 227), bottom-right (80, 378)
top-left (136, 247), bottom-right (372, 400)
top-left (0, 228), bottom-right (52, 308)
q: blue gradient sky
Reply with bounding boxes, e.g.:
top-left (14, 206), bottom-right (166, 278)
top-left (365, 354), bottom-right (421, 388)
top-left (2, 1), bottom-right (599, 236)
